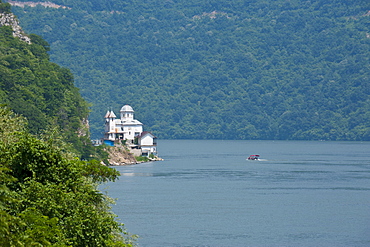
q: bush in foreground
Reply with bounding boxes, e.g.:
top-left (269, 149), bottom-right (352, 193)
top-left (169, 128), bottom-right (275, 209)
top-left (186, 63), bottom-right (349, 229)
top-left (0, 106), bottom-right (136, 246)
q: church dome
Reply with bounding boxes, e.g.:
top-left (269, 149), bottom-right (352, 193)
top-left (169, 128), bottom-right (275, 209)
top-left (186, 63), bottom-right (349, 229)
top-left (120, 104), bottom-right (134, 112)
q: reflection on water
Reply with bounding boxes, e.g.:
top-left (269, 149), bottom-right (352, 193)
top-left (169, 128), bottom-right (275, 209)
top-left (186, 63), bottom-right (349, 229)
top-left (121, 172), bottom-right (153, 177)
top-left (106, 140), bottom-right (370, 247)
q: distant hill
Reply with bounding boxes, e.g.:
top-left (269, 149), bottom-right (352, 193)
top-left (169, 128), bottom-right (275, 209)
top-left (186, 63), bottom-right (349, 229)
top-left (0, 1), bottom-right (91, 157)
top-left (8, 0), bottom-right (370, 140)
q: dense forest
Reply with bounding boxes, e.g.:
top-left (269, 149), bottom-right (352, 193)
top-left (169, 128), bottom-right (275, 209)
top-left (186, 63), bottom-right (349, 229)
top-left (0, 1), bottom-right (95, 157)
top-left (0, 106), bottom-right (136, 246)
top-left (1, 2), bottom-right (136, 245)
top-left (9, 0), bottom-right (370, 140)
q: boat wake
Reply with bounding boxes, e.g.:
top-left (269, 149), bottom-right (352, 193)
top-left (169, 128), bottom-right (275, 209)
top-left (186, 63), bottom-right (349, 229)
top-left (246, 158), bottom-right (268, 161)
top-left (257, 159), bottom-right (268, 161)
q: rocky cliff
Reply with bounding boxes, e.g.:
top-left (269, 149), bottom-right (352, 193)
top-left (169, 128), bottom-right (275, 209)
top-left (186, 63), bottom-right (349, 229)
top-left (105, 144), bottom-right (138, 166)
top-left (0, 10), bottom-right (31, 43)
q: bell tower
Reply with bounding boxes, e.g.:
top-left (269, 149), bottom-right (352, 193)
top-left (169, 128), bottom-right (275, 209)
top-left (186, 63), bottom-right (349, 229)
top-left (104, 110), bottom-right (116, 140)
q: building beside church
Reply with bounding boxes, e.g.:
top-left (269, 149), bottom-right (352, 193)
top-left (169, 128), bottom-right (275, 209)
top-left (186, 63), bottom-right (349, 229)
top-left (137, 131), bottom-right (157, 156)
top-left (103, 105), bottom-right (157, 156)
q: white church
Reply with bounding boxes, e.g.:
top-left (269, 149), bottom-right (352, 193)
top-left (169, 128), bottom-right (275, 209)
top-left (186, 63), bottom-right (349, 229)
top-left (103, 105), bottom-right (157, 156)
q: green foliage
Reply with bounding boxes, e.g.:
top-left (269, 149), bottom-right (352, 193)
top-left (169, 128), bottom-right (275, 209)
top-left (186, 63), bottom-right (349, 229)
top-left (0, 104), bottom-right (27, 144)
top-left (11, 0), bottom-right (370, 140)
top-left (0, 107), bottom-right (136, 247)
top-left (82, 159), bottom-right (120, 183)
top-left (135, 156), bottom-right (149, 162)
top-left (0, 1), bottom-right (11, 13)
top-left (0, 17), bottom-right (94, 156)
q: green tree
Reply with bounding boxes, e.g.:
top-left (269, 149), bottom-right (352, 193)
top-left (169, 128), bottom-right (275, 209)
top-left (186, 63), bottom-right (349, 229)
top-left (0, 106), bottom-right (136, 246)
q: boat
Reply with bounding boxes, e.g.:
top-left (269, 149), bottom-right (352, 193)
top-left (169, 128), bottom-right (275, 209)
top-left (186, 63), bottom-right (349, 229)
top-left (247, 155), bottom-right (259, 160)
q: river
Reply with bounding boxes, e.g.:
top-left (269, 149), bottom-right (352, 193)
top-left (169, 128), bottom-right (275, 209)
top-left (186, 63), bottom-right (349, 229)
top-left (104, 140), bottom-right (370, 246)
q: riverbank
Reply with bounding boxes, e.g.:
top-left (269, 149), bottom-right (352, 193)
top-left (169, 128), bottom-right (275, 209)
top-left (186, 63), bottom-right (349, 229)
top-left (104, 144), bottom-right (162, 166)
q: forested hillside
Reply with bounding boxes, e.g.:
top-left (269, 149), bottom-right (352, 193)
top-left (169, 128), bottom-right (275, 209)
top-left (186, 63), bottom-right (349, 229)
top-left (0, 1), bottom-right (94, 157)
top-left (9, 0), bottom-right (370, 140)
top-left (1, 2), bottom-right (135, 244)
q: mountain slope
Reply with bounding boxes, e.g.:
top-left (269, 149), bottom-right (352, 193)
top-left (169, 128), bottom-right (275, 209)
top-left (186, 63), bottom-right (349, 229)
top-left (0, 1), bottom-right (91, 156)
top-left (9, 0), bottom-right (370, 140)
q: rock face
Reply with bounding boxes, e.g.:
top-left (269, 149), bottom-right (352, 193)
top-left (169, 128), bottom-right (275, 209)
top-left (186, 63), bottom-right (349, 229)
top-left (0, 11), bottom-right (31, 43)
top-left (7, 0), bottom-right (70, 9)
top-left (105, 144), bottom-right (138, 166)
top-left (77, 118), bottom-right (89, 137)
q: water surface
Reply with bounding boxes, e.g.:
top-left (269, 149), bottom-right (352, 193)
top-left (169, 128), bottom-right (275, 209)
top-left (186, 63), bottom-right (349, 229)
top-left (105, 140), bottom-right (370, 246)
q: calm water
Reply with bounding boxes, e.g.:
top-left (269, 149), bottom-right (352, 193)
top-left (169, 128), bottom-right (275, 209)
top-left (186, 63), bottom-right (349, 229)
top-left (104, 140), bottom-right (370, 247)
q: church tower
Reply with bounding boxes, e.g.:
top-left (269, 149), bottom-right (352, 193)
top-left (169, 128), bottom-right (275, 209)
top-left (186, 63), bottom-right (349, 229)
top-left (104, 110), bottom-right (116, 140)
